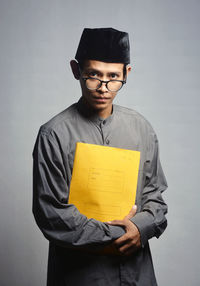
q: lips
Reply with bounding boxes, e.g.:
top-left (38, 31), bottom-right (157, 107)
top-left (92, 97), bottom-right (110, 103)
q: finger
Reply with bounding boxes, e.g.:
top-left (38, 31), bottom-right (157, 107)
top-left (106, 220), bottom-right (126, 227)
top-left (105, 206), bottom-right (137, 224)
top-left (118, 241), bottom-right (138, 255)
top-left (112, 233), bottom-right (130, 247)
top-left (118, 243), bottom-right (131, 254)
top-left (125, 205), bottom-right (137, 220)
top-left (120, 246), bottom-right (136, 256)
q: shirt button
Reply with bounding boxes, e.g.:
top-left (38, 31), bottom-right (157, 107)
top-left (106, 139), bottom-right (110, 145)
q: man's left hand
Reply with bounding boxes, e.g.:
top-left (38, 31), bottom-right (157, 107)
top-left (106, 206), bottom-right (141, 256)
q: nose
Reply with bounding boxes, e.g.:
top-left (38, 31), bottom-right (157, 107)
top-left (97, 81), bottom-right (108, 92)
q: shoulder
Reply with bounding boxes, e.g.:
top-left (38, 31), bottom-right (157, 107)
top-left (38, 103), bottom-right (78, 137)
top-left (114, 105), bottom-right (159, 155)
top-left (33, 103), bottom-right (79, 155)
top-left (114, 104), bottom-right (155, 134)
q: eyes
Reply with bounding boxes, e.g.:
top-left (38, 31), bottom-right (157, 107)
top-left (88, 71), bottom-right (98, 77)
top-left (87, 71), bottom-right (120, 80)
top-left (110, 73), bottom-right (119, 79)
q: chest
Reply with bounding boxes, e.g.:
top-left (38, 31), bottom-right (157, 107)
top-left (61, 119), bottom-right (147, 175)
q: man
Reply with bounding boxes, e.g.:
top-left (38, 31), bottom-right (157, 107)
top-left (33, 28), bottom-right (168, 286)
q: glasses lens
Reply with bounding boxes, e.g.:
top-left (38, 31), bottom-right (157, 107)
top-left (84, 78), bottom-right (124, 92)
top-left (85, 78), bottom-right (101, 90)
top-left (107, 81), bottom-right (123, 92)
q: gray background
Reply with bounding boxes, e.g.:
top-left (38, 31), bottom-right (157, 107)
top-left (0, 0), bottom-right (199, 285)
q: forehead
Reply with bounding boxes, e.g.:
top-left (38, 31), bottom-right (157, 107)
top-left (83, 60), bottom-right (124, 73)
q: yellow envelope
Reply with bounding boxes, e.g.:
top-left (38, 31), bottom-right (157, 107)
top-left (68, 142), bottom-right (140, 222)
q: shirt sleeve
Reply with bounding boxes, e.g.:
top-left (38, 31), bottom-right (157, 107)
top-left (32, 128), bottom-right (125, 249)
top-left (130, 132), bottom-right (168, 247)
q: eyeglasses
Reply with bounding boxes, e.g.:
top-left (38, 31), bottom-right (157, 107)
top-left (82, 77), bottom-right (126, 92)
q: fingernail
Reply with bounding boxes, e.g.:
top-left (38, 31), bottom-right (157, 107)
top-left (133, 205), bottom-right (137, 209)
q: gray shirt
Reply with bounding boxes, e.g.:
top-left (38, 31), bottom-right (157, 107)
top-left (33, 97), bottom-right (168, 286)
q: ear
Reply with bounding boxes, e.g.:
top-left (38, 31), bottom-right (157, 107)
top-left (126, 65), bottom-right (132, 75)
top-left (70, 60), bottom-right (80, 80)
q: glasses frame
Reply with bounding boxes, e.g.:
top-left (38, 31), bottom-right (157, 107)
top-left (81, 77), bottom-right (126, 92)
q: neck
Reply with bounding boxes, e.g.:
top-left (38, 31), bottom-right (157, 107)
top-left (81, 97), bottom-right (113, 119)
top-left (97, 106), bottom-right (112, 119)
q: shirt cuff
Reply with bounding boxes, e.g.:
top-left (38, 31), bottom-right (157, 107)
top-left (130, 212), bottom-right (155, 247)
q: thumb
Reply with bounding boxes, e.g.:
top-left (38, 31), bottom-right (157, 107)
top-left (125, 205), bottom-right (137, 220)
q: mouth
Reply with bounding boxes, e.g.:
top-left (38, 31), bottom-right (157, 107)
top-left (92, 97), bottom-right (110, 103)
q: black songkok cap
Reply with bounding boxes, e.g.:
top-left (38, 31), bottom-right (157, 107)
top-left (75, 28), bottom-right (130, 64)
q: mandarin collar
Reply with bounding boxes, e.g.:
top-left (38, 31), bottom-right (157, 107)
top-left (76, 97), bottom-right (114, 126)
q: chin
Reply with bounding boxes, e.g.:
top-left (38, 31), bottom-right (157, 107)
top-left (91, 104), bottom-right (107, 111)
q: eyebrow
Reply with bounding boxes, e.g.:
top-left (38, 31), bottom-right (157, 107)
top-left (84, 68), bottom-right (101, 73)
top-left (84, 68), bottom-right (122, 75)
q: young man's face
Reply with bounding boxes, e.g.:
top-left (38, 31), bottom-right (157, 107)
top-left (79, 60), bottom-right (127, 118)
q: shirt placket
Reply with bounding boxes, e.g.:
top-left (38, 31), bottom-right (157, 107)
top-left (98, 120), bottom-right (110, 146)
top-left (119, 261), bottom-right (129, 286)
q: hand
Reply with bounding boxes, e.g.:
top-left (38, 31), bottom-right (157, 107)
top-left (106, 205), bottom-right (141, 256)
